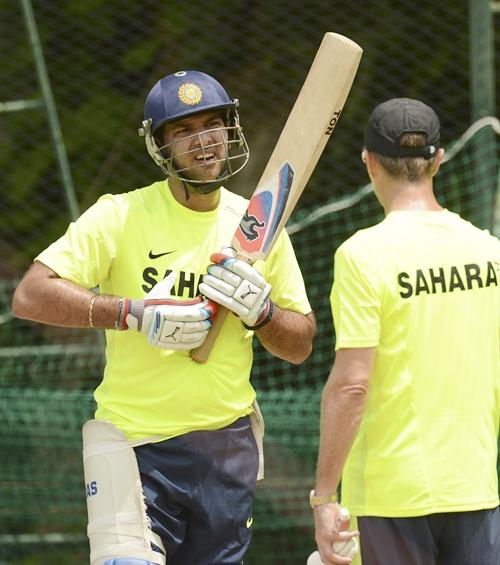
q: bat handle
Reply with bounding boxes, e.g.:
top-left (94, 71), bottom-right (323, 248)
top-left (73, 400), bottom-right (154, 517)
top-left (190, 306), bottom-right (230, 363)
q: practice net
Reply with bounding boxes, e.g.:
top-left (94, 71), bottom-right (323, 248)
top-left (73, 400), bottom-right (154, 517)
top-left (0, 119), bottom-right (498, 564)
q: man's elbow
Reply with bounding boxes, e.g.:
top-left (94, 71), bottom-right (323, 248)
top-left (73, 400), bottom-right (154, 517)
top-left (286, 341), bottom-right (313, 365)
top-left (338, 382), bottom-right (370, 401)
top-left (11, 284), bottom-right (32, 320)
top-left (288, 313), bottom-right (315, 364)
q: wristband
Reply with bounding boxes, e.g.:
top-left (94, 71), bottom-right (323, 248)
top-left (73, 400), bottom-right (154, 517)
top-left (117, 298), bottom-right (131, 331)
top-left (114, 297), bottom-right (123, 330)
top-left (243, 300), bottom-right (274, 330)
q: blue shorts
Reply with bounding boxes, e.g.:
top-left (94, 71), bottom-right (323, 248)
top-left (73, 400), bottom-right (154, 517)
top-left (358, 506), bottom-right (500, 565)
top-left (133, 416), bottom-right (259, 565)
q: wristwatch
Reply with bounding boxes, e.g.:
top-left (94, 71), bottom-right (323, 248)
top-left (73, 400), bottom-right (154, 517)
top-left (309, 489), bottom-right (338, 508)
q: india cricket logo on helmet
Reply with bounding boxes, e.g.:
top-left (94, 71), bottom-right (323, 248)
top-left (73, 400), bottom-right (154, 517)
top-left (178, 83), bottom-right (203, 106)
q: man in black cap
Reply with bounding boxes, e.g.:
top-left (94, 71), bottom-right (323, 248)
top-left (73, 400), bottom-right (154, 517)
top-left (310, 98), bottom-right (500, 564)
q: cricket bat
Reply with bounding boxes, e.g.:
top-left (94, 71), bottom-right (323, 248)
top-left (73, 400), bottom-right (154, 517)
top-left (191, 32), bottom-right (363, 363)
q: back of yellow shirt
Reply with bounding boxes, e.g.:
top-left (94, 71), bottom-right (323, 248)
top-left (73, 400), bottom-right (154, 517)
top-left (331, 210), bottom-right (500, 516)
top-left (36, 180), bottom-right (311, 441)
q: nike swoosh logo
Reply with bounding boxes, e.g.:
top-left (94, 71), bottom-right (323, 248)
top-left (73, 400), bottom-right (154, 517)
top-left (246, 516), bottom-right (253, 528)
top-left (148, 250), bottom-right (177, 260)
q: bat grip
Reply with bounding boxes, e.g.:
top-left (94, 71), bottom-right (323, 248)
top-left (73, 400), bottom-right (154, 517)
top-left (190, 307), bottom-right (230, 363)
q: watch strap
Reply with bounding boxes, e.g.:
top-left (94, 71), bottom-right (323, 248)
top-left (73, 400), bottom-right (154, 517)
top-left (309, 489), bottom-right (338, 508)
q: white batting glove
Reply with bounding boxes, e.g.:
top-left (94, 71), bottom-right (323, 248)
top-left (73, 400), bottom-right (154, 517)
top-left (199, 252), bottom-right (273, 329)
top-left (120, 273), bottom-right (217, 350)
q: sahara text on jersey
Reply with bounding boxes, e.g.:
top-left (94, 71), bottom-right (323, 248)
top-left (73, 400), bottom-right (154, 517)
top-left (398, 261), bottom-right (499, 299)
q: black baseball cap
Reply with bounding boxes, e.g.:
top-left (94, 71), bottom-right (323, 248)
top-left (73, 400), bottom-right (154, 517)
top-left (364, 98), bottom-right (440, 159)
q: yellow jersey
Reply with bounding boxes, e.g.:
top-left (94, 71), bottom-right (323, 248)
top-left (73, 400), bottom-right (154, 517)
top-left (37, 180), bottom-right (311, 440)
top-left (331, 210), bottom-right (500, 516)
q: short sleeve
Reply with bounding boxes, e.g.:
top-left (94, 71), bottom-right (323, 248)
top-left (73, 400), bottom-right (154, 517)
top-left (35, 194), bottom-right (124, 289)
top-left (331, 243), bottom-right (381, 349)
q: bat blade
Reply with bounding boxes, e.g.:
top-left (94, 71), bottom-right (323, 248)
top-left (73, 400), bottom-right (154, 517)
top-left (191, 32), bottom-right (363, 363)
top-left (233, 32), bottom-right (363, 262)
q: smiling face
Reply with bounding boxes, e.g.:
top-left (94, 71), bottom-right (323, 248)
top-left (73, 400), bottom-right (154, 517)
top-left (160, 110), bottom-right (229, 183)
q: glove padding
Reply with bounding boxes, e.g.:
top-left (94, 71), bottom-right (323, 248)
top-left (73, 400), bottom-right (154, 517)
top-left (126, 273), bottom-right (217, 350)
top-left (199, 252), bottom-right (272, 328)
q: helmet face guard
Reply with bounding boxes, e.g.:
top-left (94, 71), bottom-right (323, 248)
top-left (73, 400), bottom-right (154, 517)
top-left (140, 113), bottom-right (249, 184)
top-left (140, 71), bottom-right (249, 184)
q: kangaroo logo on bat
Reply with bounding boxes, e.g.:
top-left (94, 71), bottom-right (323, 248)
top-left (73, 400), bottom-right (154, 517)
top-left (235, 163), bottom-right (294, 257)
top-left (239, 212), bottom-right (265, 241)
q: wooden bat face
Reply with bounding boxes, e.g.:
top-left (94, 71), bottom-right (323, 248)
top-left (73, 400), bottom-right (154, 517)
top-left (230, 33), bottom-right (362, 265)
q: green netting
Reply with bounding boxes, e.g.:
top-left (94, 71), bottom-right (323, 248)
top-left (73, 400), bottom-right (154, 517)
top-left (1, 0), bottom-right (499, 562)
top-left (1, 120), bottom-right (498, 564)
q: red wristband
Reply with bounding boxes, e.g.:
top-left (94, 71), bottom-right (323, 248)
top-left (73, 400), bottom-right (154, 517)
top-left (117, 298), bottom-right (130, 330)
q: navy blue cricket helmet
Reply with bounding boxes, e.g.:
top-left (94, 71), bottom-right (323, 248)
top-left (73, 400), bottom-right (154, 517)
top-left (139, 71), bottom-right (249, 185)
top-left (144, 70), bottom-right (237, 133)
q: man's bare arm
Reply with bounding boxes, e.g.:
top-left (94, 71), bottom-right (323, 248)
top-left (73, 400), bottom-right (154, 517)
top-left (255, 309), bottom-right (316, 364)
top-left (12, 261), bottom-right (119, 328)
top-left (312, 347), bottom-right (374, 563)
top-left (315, 347), bottom-right (375, 496)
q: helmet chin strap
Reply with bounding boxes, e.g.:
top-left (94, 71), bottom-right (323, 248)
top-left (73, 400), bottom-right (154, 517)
top-left (180, 179), bottom-right (221, 201)
top-left (192, 180), bottom-right (223, 194)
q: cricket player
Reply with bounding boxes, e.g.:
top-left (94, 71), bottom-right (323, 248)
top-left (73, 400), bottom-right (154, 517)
top-left (12, 70), bottom-right (316, 565)
top-left (311, 98), bottom-right (500, 565)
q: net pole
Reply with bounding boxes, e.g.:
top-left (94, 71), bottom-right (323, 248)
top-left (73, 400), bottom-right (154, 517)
top-left (20, 0), bottom-right (80, 221)
top-left (20, 0), bottom-right (106, 355)
top-left (468, 0), bottom-right (496, 230)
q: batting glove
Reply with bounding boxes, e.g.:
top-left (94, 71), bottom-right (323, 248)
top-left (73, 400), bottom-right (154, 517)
top-left (120, 273), bottom-right (217, 350)
top-left (199, 252), bottom-right (274, 329)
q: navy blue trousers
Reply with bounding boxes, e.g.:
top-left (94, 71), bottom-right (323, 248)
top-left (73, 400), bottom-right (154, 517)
top-left (133, 416), bottom-right (259, 565)
top-left (358, 507), bottom-right (500, 565)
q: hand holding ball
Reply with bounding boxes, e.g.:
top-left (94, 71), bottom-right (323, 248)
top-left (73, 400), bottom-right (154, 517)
top-left (308, 507), bottom-right (359, 563)
top-left (307, 536), bottom-right (359, 563)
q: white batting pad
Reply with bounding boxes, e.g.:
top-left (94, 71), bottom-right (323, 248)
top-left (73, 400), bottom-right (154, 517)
top-left (82, 420), bottom-right (166, 565)
top-left (250, 400), bottom-right (265, 481)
